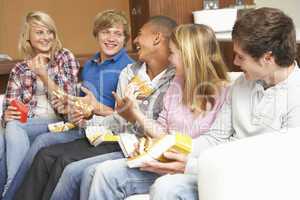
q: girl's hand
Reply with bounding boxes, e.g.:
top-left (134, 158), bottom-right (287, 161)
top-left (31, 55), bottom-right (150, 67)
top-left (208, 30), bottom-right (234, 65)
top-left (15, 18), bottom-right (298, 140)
top-left (27, 54), bottom-right (50, 77)
top-left (51, 95), bottom-right (69, 115)
top-left (3, 106), bottom-right (21, 122)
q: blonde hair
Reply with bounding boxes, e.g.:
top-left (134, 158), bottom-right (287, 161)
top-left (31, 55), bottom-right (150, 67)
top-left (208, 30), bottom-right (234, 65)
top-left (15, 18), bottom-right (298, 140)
top-left (170, 24), bottom-right (229, 113)
top-left (93, 10), bottom-right (130, 44)
top-left (18, 11), bottom-right (62, 59)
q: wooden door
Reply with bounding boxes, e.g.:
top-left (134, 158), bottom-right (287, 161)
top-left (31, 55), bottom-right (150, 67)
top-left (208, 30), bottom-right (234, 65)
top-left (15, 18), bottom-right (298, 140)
top-left (129, 0), bottom-right (150, 41)
top-left (129, 0), bottom-right (202, 42)
top-left (148, 0), bottom-right (202, 24)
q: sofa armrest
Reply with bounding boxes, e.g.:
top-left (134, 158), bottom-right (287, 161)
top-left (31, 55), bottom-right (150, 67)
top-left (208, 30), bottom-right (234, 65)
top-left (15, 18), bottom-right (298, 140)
top-left (198, 128), bottom-right (300, 200)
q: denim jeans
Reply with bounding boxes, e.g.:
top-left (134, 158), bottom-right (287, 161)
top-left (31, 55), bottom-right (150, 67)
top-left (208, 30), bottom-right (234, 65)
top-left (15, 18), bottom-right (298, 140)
top-left (0, 127), bottom-right (6, 196)
top-left (4, 117), bottom-right (60, 194)
top-left (87, 158), bottom-right (159, 200)
top-left (2, 128), bottom-right (84, 200)
top-left (149, 174), bottom-right (198, 200)
top-left (50, 151), bottom-right (124, 200)
top-left (87, 158), bottom-right (198, 200)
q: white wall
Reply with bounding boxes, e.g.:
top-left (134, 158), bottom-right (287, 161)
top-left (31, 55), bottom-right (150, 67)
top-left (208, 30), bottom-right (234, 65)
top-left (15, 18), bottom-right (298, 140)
top-left (255, 0), bottom-right (300, 28)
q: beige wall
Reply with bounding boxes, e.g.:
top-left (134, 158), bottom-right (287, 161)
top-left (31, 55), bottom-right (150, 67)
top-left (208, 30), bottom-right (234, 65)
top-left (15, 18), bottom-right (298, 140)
top-left (255, 0), bottom-right (300, 28)
top-left (0, 0), bottom-right (130, 59)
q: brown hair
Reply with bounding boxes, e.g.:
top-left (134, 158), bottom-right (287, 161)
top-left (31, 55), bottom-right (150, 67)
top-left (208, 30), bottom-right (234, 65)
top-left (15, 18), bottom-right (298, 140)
top-left (93, 10), bottom-right (130, 43)
top-left (232, 7), bottom-right (297, 67)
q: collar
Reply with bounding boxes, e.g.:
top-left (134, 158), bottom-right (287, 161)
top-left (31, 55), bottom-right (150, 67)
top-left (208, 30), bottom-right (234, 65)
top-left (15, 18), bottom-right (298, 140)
top-left (255, 61), bottom-right (299, 91)
top-left (138, 63), bottom-right (168, 87)
top-left (92, 48), bottom-right (126, 63)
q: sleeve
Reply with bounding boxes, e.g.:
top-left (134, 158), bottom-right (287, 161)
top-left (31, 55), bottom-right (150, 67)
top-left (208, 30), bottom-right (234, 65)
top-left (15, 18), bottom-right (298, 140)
top-left (116, 64), bottom-right (132, 99)
top-left (59, 49), bottom-right (80, 96)
top-left (285, 105), bottom-right (300, 128)
top-left (156, 78), bottom-right (183, 133)
top-left (184, 86), bottom-right (235, 175)
top-left (2, 68), bottom-right (21, 115)
top-left (1, 66), bottom-right (35, 124)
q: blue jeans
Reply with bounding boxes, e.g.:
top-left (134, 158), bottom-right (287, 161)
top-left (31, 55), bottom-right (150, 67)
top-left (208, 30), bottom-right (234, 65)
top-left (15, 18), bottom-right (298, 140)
top-left (87, 158), bottom-right (159, 200)
top-left (4, 117), bottom-right (60, 194)
top-left (2, 128), bottom-right (84, 200)
top-left (149, 174), bottom-right (198, 200)
top-left (0, 127), bottom-right (6, 196)
top-left (87, 159), bottom-right (198, 200)
top-left (50, 152), bottom-right (124, 200)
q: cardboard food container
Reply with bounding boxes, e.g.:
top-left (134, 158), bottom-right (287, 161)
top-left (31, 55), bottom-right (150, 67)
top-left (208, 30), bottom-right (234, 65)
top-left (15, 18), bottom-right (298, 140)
top-left (11, 99), bottom-right (29, 123)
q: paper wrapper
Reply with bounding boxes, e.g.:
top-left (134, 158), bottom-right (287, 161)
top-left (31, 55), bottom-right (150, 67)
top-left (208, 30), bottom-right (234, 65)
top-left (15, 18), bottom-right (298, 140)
top-left (52, 89), bottom-right (93, 118)
top-left (129, 76), bottom-right (154, 98)
top-left (48, 121), bottom-right (76, 133)
top-left (127, 133), bottom-right (192, 168)
top-left (85, 126), bottom-right (119, 146)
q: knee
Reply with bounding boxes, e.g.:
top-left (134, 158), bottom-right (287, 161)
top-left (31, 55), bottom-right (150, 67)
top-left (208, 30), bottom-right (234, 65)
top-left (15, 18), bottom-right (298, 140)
top-left (89, 160), bottom-right (120, 185)
top-left (6, 120), bottom-right (21, 128)
top-left (5, 120), bottom-right (23, 135)
top-left (150, 175), bottom-right (173, 193)
top-left (35, 146), bottom-right (51, 160)
top-left (31, 133), bottom-right (52, 148)
top-left (93, 161), bottom-right (110, 178)
top-left (61, 162), bottom-right (81, 183)
top-left (150, 174), bottom-right (183, 199)
top-left (56, 155), bottom-right (73, 167)
top-left (95, 160), bottom-right (124, 177)
top-left (82, 164), bottom-right (97, 183)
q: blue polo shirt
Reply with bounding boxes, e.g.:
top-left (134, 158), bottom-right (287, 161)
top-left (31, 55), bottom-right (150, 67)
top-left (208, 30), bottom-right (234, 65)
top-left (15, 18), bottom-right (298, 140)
top-left (81, 48), bottom-right (134, 108)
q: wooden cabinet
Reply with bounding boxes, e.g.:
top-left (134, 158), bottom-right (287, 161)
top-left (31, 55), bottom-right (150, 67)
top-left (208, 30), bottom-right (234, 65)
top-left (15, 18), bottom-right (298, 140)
top-left (128, 0), bottom-right (253, 72)
top-left (129, 0), bottom-right (202, 41)
top-left (128, 0), bottom-right (254, 41)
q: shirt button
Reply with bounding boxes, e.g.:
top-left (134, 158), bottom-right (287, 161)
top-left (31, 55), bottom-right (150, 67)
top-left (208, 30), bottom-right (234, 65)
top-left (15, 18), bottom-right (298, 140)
top-left (143, 100), bottom-right (149, 105)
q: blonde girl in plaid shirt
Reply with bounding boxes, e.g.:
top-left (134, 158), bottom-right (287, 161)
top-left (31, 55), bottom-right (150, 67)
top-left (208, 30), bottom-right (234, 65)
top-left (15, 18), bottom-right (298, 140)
top-left (0, 11), bottom-right (80, 195)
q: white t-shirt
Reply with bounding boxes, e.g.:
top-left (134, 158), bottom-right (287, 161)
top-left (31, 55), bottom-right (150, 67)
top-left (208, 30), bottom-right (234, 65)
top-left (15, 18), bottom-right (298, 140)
top-left (34, 77), bottom-right (57, 118)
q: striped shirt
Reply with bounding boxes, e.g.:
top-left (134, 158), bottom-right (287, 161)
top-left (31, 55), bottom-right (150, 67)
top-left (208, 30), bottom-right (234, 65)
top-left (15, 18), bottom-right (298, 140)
top-left (86, 61), bottom-right (176, 137)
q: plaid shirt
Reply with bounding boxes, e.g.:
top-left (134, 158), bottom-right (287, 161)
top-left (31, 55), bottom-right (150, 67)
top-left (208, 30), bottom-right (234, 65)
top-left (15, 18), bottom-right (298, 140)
top-left (2, 48), bottom-right (80, 119)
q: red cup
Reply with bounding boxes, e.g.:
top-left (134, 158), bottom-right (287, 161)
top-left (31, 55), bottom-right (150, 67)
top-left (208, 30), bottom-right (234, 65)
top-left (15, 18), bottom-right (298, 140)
top-left (11, 99), bottom-right (29, 123)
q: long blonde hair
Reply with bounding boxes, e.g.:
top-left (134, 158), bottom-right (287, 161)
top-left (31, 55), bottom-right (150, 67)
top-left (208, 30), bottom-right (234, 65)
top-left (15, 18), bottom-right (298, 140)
top-left (170, 24), bottom-right (229, 113)
top-left (18, 11), bottom-right (62, 59)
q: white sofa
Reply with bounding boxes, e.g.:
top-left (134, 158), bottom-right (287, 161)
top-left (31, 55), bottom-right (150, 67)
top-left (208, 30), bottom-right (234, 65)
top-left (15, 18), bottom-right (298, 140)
top-left (198, 128), bottom-right (300, 200)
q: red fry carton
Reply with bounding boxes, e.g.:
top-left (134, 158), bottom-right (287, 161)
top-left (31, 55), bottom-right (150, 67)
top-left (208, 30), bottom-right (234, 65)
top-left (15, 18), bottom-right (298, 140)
top-left (11, 99), bottom-right (29, 123)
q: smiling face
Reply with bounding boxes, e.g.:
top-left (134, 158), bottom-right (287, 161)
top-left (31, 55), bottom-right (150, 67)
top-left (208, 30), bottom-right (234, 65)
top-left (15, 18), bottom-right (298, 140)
top-left (233, 42), bottom-right (270, 81)
top-left (168, 41), bottom-right (183, 76)
top-left (97, 24), bottom-right (125, 61)
top-left (29, 22), bottom-right (54, 55)
top-left (133, 23), bottom-right (157, 62)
